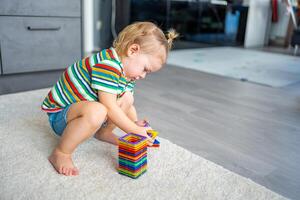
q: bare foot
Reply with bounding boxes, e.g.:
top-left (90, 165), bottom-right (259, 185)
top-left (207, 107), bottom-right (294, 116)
top-left (48, 148), bottom-right (79, 176)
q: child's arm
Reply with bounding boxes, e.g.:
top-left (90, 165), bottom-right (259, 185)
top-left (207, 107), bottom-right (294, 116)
top-left (99, 91), bottom-right (153, 143)
top-left (128, 105), bottom-right (153, 129)
top-left (127, 105), bottom-right (138, 122)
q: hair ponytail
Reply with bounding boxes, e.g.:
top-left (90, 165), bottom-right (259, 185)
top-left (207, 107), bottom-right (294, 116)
top-left (166, 29), bottom-right (179, 50)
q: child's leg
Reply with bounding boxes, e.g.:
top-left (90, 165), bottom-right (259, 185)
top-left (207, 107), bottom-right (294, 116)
top-left (94, 92), bottom-right (136, 145)
top-left (49, 101), bottom-right (107, 176)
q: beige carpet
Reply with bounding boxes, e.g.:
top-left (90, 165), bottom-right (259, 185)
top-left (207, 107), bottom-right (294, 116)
top-left (0, 89), bottom-right (287, 200)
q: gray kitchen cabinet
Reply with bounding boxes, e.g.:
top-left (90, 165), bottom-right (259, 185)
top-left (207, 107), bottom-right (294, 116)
top-left (0, 0), bottom-right (82, 94)
top-left (0, 0), bottom-right (80, 17)
top-left (0, 0), bottom-right (82, 75)
top-left (0, 16), bottom-right (81, 74)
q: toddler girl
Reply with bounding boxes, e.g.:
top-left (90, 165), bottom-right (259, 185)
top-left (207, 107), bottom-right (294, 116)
top-left (41, 21), bottom-right (178, 176)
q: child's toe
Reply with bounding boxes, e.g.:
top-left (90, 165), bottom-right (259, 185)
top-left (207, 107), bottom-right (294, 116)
top-left (72, 168), bottom-right (79, 176)
top-left (64, 168), bottom-right (69, 176)
top-left (58, 166), bottom-right (63, 174)
top-left (62, 167), bottom-right (67, 175)
top-left (67, 168), bottom-right (72, 176)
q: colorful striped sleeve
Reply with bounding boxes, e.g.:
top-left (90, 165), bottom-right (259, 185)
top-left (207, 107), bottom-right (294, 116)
top-left (91, 60), bottom-right (122, 95)
top-left (126, 82), bottom-right (135, 93)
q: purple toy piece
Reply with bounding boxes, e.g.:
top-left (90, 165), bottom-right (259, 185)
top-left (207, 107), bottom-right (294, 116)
top-left (143, 121), bottom-right (150, 127)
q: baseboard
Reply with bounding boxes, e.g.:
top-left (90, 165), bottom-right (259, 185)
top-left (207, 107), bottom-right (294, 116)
top-left (0, 70), bottom-right (63, 95)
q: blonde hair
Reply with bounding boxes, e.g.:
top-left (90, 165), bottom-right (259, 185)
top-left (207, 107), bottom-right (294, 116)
top-left (113, 22), bottom-right (179, 60)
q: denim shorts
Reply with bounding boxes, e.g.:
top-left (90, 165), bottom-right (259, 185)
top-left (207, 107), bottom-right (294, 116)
top-left (47, 105), bottom-right (108, 137)
top-left (47, 105), bottom-right (71, 137)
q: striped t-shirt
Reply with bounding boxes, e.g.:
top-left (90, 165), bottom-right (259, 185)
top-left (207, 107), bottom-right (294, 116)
top-left (41, 47), bottom-right (135, 113)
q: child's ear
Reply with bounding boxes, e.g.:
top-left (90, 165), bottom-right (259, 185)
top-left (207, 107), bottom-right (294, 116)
top-left (128, 44), bottom-right (140, 56)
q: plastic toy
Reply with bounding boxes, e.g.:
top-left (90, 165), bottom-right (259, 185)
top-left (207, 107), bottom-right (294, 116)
top-left (144, 121), bottom-right (160, 148)
top-left (118, 133), bottom-right (148, 179)
top-left (146, 130), bottom-right (160, 147)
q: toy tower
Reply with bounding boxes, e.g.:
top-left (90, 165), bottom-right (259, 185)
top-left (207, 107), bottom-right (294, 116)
top-left (118, 133), bottom-right (148, 179)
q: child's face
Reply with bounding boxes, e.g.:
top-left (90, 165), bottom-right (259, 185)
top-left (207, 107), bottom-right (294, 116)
top-left (122, 44), bottom-right (166, 81)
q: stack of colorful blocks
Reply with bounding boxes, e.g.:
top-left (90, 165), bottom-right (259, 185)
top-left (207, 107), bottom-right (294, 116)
top-left (118, 133), bottom-right (148, 179)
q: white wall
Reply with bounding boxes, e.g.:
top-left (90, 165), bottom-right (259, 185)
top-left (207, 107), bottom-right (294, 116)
top-left (269, 0), bottom-right (290, 41)
top-left (83, 0), bottom-right (94, 56)
top-left (244, 0), bottom-right (272, 48)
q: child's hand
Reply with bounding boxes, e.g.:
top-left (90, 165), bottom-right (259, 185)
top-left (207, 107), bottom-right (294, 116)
top-left (135, 127), bottom-right (154, 146)
top-left (134, 119), bottom-right (154, 146)
top-left (135, 119), bottom-right (148, 127)
top-left (135, 119), bottom-right (152, 129)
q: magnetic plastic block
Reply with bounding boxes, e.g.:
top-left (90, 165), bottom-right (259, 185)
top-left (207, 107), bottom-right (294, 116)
top-left (152, 139), bottom-right (160, 147)
top-left (147, 130), bottom-right (160, 148)
top-left (143, 121), bottom-right (160, 148)
top-left (118, 133), bottom-right (148, 178)
top-left (147, 130), bottom-right (158, 139)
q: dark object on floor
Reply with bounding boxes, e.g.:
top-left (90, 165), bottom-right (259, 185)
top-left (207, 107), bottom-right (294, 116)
top-left (291, 28), bottom-right (300, 55)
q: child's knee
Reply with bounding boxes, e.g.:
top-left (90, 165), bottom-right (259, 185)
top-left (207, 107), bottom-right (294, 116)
top-left (83, 103), bottom-right (107, 128)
